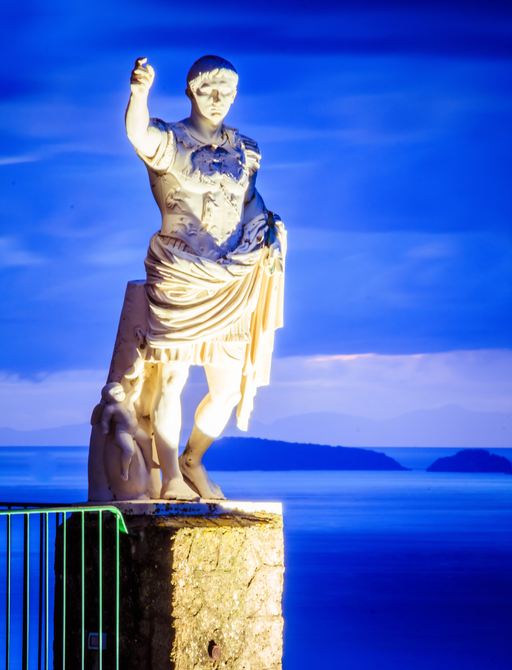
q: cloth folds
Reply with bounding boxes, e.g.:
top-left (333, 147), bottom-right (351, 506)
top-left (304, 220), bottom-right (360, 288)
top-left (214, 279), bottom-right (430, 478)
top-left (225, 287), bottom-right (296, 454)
top-left (144, 211), bottom-right (286, 430)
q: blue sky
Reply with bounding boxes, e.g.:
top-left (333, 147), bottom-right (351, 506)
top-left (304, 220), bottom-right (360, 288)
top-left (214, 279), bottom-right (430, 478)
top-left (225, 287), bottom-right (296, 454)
top-left (1, 1), bottom-right (511, 444)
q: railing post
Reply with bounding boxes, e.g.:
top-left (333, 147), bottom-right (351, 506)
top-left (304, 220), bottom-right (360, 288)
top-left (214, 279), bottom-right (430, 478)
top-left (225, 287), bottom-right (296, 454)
top-left (38, 515), bottom-right (43, 670)
top-left (5, 515), bottom-right (11, 670)
top-left (81, 511), bottom-right (85, 670)
top-left (0, 505), bottom-right (127, 670)
top-left (98, 510), bottom-right (103, 670)
top-left (45, 513), bottom-right (49, 670)
top-left (22, 515), bottom-right (30, 670)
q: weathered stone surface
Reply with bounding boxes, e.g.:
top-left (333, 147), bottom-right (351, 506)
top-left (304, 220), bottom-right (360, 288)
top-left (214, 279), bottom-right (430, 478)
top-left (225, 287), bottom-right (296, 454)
top-left (55, 502), bottom-right (284, 669)
top-left (170, 521), bottom-right (284, 669)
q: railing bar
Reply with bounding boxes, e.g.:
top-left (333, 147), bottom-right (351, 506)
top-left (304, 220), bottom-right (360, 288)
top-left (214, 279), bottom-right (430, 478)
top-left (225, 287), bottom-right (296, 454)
top-left (0, 507), bottom-right (129, 534)
top-left (0, 506), bottom-right (128, 669)
top-left (55, 513), bottom-right (59, 668)
top-left (5, 515), bottom-right (11, 670)
top-left (99, 510), bottom-right (103, 670)
top-left (45, 513), bottom-right (49, 670)
top-left (115, 514), bottom-right (120, 670)
top-left (62, 513), bottom-right (67, 670)
top-left (81, 511), bottom-right (85, 670)
top-left (23, 515), bottom-right (30, 670)
top-left (38, 515), bottom-right (43, 670)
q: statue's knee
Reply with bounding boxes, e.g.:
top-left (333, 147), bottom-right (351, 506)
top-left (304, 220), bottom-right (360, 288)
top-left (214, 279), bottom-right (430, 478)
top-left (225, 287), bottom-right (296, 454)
top-left (221, 390), bottom-right (242, 409)
top-left (162, 366), bottom-right (189, 394)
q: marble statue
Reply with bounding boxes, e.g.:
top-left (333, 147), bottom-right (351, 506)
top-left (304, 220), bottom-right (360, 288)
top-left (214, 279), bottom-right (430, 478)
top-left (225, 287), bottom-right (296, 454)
top-left (88, 383), bottom-right (154, 501)
top-left (88, 55), bottom-right (286, 502)
top-left (98, 382), bottom-right (151, 481)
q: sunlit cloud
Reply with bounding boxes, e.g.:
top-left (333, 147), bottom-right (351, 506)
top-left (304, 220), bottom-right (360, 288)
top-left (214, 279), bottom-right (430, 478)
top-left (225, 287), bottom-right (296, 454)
top-left (260, 350), bottom-right (512, 419)
top-left (1, 350), bottom-right (511, 448)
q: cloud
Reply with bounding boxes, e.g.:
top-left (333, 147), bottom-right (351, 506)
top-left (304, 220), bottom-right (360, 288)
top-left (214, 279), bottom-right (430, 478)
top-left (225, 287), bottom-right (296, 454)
top-left (276, 227), bottom-right (512, 355)
top-left (0, 154), bottom-right (40, 166)
top-left (2, 8), bottom-right (511, 367)
top-left (253, 349), bottom-right (512, 422)
top-left (0, 369), bottom-right (106, 430)
top-left (103, 5), bottom-right (512, 60)
top-left (0, 237), bottom-right (46, 267)
top-left (0, 350), bottom-right (510, 448)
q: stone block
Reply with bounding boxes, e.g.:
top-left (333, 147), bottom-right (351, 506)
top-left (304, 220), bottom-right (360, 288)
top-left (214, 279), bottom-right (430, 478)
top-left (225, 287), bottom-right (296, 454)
top-left (55, 501), bottom-right (284, 669)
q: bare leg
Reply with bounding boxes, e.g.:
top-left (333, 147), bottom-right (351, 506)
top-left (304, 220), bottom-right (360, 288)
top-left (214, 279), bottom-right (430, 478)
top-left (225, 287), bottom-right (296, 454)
top-left (180, 359), bottom-right (244, 499)
top-left (116, 431), bottom-right (136, 481)
top-left (133, 427), bottom-right (157, 472)
top-left (153, 361), bottom-right (198, 500)
top-left (180, 423), bottom-right (224, 499)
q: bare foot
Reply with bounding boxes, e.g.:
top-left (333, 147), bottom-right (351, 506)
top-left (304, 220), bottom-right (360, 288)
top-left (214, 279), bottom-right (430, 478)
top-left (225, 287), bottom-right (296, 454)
top-left (160, 476), bottom-right (199, 501)
top-left (179, 455), bottom-right (226, 500)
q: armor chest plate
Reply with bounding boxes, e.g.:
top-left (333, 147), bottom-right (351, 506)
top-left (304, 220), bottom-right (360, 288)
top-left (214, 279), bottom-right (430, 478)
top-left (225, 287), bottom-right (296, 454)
top-left (155, 123), bottom-right (249, 254)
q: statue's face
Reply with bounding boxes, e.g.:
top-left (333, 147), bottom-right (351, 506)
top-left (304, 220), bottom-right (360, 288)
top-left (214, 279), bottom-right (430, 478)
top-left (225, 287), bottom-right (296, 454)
top-left (190, 72), bottom-right (237, 124)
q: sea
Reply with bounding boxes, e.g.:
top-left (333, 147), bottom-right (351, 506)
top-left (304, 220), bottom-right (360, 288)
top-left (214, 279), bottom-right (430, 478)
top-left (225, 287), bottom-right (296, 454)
top-left (0, 446), bottom-right (511, 670)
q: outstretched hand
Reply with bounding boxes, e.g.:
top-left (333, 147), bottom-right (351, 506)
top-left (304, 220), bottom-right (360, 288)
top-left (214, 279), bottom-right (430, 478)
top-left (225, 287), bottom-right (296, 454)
top-left (130, 57), bottom-right (155, 96)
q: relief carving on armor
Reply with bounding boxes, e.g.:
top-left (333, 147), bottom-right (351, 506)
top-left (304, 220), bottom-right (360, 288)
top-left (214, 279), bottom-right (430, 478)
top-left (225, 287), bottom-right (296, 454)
top-left (165, 187), bottom-right (187, 213)
top-left (190, 144), bottom-right (245, 181)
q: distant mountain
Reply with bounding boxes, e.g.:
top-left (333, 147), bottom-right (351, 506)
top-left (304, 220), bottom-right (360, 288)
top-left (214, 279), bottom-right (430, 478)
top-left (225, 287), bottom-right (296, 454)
top-left (1, 404), bottom-right (510, 449)
top-left (0, 421), bottom-right (194, 447)
top-left (249, 405), bottom-right (512, 448)
top-left (427, 449), bottom-right (512, 474)
top-left (205, 437), bottom-right (408, 471)
top-left (0, 424), bottom-right (91, 446)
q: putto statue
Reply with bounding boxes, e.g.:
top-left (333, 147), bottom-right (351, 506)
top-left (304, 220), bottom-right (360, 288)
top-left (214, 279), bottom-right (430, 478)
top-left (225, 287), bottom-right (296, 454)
top-left (88, 55), bottom-right (286, 502)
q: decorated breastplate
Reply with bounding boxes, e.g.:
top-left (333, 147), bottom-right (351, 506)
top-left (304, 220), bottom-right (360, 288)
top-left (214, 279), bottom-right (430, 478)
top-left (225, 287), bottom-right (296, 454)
top-left (190, 144), bottom-right (245, 181)
top-left (161, 123), bottom-right (251, 254)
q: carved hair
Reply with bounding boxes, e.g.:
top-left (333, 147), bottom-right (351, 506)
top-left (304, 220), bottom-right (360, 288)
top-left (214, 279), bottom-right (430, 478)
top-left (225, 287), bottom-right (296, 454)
top-left (101, 382), bottom-right (124, 402)
top-left (186, 55), bottom-right (238, 94)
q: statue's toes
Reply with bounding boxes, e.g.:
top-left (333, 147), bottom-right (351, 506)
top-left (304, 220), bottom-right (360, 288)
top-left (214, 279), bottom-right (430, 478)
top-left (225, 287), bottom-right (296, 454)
top-left (209, 481), bottom-right (226, 500)
top-left (160, 478), bottom-right (199, 501)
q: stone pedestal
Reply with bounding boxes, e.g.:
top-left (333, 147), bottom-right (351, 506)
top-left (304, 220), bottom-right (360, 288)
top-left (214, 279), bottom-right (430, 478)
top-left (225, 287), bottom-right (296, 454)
top-left (55, 501), bottom-right (284, 669)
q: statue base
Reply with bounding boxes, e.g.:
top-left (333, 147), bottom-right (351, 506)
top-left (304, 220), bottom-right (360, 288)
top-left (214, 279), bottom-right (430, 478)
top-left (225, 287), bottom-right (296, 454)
top-left (55, 501), bottom-right (284, 669)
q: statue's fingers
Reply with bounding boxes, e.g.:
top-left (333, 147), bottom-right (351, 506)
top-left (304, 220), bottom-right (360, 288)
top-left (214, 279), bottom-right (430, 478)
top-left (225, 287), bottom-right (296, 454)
top-left (146, 64), bottom-right (155, 78)
top-left (135, 56), bottom-right (147, 67)
top-left (131, 72), bottom-right (151, 86)
top-left (133, 66), bottom-right (150, 77)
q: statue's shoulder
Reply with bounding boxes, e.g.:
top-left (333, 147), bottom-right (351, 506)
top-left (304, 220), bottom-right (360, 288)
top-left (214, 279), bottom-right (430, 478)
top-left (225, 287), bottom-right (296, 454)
top-left (225, 127), bottom-right (261, 175)
top-left (239, 133), bottom-right (261, 157)
top-left (148, 117), bottom-right (172, 134)
top-left (164, 120), bottom-right (202, 149)
top-left (225, 126), bottom-right (260, 156)
top-left (148, 118), bottom-right (191, 146)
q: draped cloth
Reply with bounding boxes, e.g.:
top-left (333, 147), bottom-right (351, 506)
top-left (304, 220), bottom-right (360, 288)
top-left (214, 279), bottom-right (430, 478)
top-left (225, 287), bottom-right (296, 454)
top-left (144, 211), bottom-right (286, 431)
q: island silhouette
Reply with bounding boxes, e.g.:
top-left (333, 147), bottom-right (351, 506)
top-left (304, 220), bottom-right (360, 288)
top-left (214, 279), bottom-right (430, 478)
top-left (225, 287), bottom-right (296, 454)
top-left (427, 448), bottom-right (512, 474)
top-left (204, 437), bottom-right (408, 471)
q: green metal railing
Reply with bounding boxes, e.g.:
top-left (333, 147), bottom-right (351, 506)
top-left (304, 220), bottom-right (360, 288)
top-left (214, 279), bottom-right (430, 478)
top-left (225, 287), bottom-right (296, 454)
top-left (0, 504), bottom-right (127, 670)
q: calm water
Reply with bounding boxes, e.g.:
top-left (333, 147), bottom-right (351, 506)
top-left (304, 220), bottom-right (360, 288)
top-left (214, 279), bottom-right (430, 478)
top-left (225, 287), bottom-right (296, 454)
top-left (0, 447), bottom-right (511, 669)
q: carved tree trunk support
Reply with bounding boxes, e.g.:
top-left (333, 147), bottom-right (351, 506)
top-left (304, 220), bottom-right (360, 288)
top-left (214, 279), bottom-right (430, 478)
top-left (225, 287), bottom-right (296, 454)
top-left (55, 502), bottom-right (284, 669)
top-left (108, 279), bottom-right (148, 384)
top-left (88, 279), bottom-right (161, 501)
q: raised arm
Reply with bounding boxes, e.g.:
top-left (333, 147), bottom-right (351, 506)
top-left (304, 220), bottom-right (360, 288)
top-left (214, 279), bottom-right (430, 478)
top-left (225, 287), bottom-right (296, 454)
top-left (125, 57), bottom-right (162, 157)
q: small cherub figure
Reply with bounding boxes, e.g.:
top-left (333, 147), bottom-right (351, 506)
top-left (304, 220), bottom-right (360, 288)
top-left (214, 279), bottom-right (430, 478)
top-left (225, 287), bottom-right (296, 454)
top-left (97, 382), bottom-right (145, 481)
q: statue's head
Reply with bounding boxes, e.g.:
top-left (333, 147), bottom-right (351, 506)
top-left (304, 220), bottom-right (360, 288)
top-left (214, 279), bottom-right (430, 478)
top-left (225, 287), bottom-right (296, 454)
top-left (186, 55), bottom-right (238, 125)
top-left (101, 382), bottom-right (126, 403)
